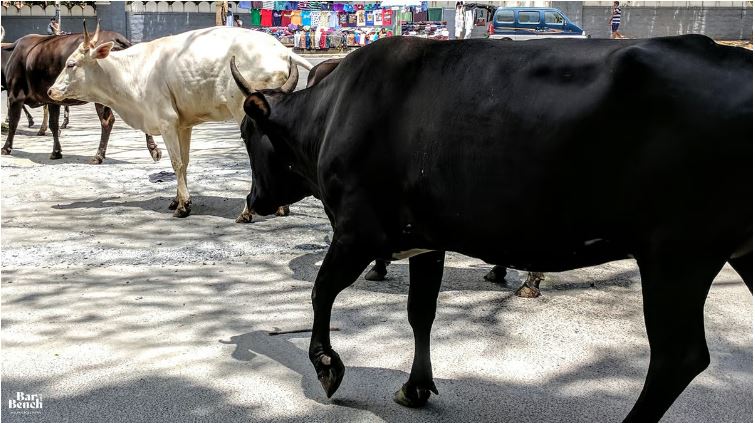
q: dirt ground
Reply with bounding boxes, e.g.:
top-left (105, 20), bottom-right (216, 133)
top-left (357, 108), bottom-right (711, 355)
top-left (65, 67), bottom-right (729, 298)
top-left (0, 59), bottom-right (752, 423)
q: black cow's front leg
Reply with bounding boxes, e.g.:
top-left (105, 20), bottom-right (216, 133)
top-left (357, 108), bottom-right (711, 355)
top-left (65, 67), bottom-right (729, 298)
top-left (624, 251), bottom-right (725, 422)
top-left (483, 265), bottom-right (507, 283)
top-left (92, 103), bottom-right (115, 164)
top-left (395, 250), bottom-right (445, 408)
top-left (48, 104), bottom-right (62, 159)
top-left (309, 234), bottom-right (372, 398)
top-left (515, 271), bottom-right (545, 298)
top-left (2, 100), bottom-right (23, 155)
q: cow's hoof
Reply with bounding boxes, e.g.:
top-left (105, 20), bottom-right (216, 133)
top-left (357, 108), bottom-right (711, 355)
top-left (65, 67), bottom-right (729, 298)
top-left (364, 266), bottom-right (386, 281)
top-left (173, 206), bottom-right (191, 218)
top-left (1, 147), bottom-right (11, 155)
top-left (393, 382), bottom-right (436, 408)
top-left (27, 120), bottom-right (35, 128)
top-left (89, 156), bottom-right (104, 165)
top-left (49, 151), bottom-right (62, 160)
top-left (483, 266), bottom-right (507, 283)
top-left (60, 122), bottom-right (68, 130)
top-left (236, 210), bottom-right (254, 223)
top-left (150, 147), bottom-right (162, 162)
top-left (515, 284), bottom-right (541, 298)
top-left (168, 199), bottom-right (179, 210)
top-left (275, 205), bottom-right (290, 217)
top-left (37, 129), bottom-right (47, 136)
top-left (314, 351), bottom-right (345, 399)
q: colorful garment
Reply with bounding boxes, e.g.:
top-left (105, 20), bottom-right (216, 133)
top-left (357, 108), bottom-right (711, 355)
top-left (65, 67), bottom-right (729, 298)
top-left (302, 10), bottom-right (311, 26)
top-left (382, 9), bottom-right (392, 26)
top-left (290, 10), bottom-right (302, 25)
top-left (319, 11), bottom-right (330, 28)
top-left (365, 11), bottom-right (374, 26)
top-left (281, 10), bottom-right (292, 26)
top-left (329, 11), bottom-right (338, 27)
top-left (373, 9), bottom-right (382, 26)
top-left (250, 9), bottom-right (262, 26)
top-left (356, 10), bottom-right (365, 26)
top-left (347, 12), bottom-right (357, 27)
top-left (273, 10), bottom-right (282, 26)
top-left (261, 9), bottom-right (273, 26)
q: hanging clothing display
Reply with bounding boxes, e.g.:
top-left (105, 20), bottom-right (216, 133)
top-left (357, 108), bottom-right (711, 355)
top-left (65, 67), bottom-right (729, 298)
top-left (281, 10), bottom-right (292, 26)
top-left (356, 10), bottom-right (366, 27)
top-left (365, 11), bottom-right (374, 26)
top-left (301, 10), bottom-right (311, 26)
top-left (454, 5), bottom-right (463, 38)
top-left (261, 9), bottom-right (273, 27)
top-left (382, 9), bottom-right (392, 26)
top-left (251, 8), bottom-right (262, 26)
top-left (272, 10), bottom-right (282, 26)
top-left (373, 9), bottom-right (382, 26)
top-left (290, 9), bottom-right (302, 25)
top-left (463, 9), bottom-right (473, 39)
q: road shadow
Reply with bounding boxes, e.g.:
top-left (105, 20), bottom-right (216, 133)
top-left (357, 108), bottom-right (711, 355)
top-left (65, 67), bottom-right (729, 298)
top-left (1, 149), bottom-right (130, 165)
top-left (288, 251), bottom-right (639, 295)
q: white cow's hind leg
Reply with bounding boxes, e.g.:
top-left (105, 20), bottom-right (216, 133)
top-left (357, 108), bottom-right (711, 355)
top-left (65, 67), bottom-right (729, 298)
top-left (162, 125), bottom-right (192, 218)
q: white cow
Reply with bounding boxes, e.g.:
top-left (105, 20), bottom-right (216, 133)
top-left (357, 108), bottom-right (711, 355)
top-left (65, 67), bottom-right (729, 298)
top-left (49, 24), bottom-right (312, 218)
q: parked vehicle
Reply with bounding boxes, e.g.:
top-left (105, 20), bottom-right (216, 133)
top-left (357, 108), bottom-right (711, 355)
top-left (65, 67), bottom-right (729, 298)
top-left (488, 7), bottom-right (588, 40)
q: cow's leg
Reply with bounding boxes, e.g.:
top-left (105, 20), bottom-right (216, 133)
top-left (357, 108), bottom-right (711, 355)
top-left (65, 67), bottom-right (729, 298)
top-left (365, 259), bottom-right (389, 281)
top-left (483, 265), bottom-right (507, 283)
top-left (22, 105), bottom-right (34, 127)
top-left (395, 250), bottom-right (445, 408)
top-left (728, 251), bottom-right (752, 293)
top-left (48, 104), bottom-right (62, 160)
top-left (37, 104), bottom-right (48, 136)
top-left (515, 271), bottom-right (545, 298)
top-left (309, 234), bottom-right (372, 398)
top-left (60, 106), bottom-right (69, 129)
top-left (624, 252), bottom-right (725, 422)
top-left (166, 127), bottom-right (192, 217)
top-left (275, 205), bottom-right (290, 216)
top-left (2, 100), bottom-right (23, 155)
top-left (145, 134), bottom-right (162, 162)
top-left (92, 103), bottom-right (115, 164)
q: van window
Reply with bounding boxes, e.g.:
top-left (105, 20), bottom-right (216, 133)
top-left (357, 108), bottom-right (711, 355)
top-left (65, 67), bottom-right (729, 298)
top-left (544, 11), bottom-right (565, 24)
top-left (495, 10), bottom-right (514, 24)
top-left (518, 11), bottom-right (540, 24)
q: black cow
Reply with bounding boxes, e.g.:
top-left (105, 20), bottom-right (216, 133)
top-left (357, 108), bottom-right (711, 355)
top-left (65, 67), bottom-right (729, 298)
top-left (231, 35), bottom-right (752, 421)
top-left (2, 24), bottom-right (160, 163)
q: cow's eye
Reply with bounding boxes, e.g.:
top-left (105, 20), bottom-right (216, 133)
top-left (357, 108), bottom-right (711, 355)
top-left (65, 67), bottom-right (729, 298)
top-left (66, 61), bottom-right (76, 68)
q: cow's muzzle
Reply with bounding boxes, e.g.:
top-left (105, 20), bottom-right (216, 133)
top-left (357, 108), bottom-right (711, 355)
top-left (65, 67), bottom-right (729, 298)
top-left (47, 88), bottom-right (64, 101)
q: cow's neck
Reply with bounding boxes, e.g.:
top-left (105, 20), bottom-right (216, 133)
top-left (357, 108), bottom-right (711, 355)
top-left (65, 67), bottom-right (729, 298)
top-left (87, 51), bottom-right (147, 128)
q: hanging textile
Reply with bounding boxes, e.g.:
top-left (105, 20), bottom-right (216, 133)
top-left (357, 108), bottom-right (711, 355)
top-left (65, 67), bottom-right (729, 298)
top-left (273, 10), bottom-right (282, 26)
top-left (413, 10), bottom-right (427, 22)
top-left (365, 11), bottom-right (374, 26)
top-left (282, 10), bottom-right (292, 26)
top-left (382, 9), bottom-right (392, 26)
top-left (274, 1), bottom-right (286, 10)
top-left (356, 10), bottom-right (366, 27)
top-left (464, 9), bottom-right (473, 39)
top-left (261, 9), bottom-right (273, 27)
top-left (291, 10), bottom-right (302, 25)
top-left (302, 10), bottom-right (312, 26)
top-left (427, 7), bottom-right (442, 21)
top-left (347, 12), bottom-right (357, 27)
top-left (251, 9), bottom-right (262, 26)
top-left (319, 11), bottom-right (330, 28)
top-left (329, 11), bottom-right (338, 28)
top-left (373, 9), bottom-right (382, 26)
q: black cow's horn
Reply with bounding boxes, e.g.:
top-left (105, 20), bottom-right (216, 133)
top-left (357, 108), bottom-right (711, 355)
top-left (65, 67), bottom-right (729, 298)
top-left (229, 56), bottom-right (255, 97)
top-left (82, 20), bottom-right (91, 49)
top-left (279, 58), bottom-right (298, 94)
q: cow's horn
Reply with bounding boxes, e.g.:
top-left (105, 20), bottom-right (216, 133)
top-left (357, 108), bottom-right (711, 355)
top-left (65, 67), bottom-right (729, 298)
top-left (91, 19), bottom-right (101, 46)
top-left (229, 56), bottom-right (255, 97)
top-left (82, 20), bottom-right (91, 49)
top-left (279, 58), bottom-right (298, 94)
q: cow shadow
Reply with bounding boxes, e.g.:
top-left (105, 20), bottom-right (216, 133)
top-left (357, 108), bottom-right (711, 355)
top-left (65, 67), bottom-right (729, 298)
top-left (51, 195), bottom-right (246, 219)
top-left (221, 330), bottom-right (642, 422)
top-left (288, 251), bottom-right (639, 295)
top-left (1, 149), bottom-right (129, 165)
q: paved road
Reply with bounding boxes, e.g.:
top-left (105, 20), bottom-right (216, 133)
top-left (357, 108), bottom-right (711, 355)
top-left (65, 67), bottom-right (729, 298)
top-left (1, 57), bottom-right (751, 423)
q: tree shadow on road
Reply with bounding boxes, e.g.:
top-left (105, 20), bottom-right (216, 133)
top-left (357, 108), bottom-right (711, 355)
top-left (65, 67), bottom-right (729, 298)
top-left (1, 149), bottom-right (130, 165)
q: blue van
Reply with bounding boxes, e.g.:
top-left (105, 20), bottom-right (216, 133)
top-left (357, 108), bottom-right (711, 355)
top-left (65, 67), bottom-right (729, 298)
top-left (489, 7), bottom-right (587, 40)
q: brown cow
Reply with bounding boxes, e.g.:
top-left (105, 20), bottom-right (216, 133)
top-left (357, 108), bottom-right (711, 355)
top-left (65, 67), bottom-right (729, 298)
top-left (2, 24), bottom-right (160, 163)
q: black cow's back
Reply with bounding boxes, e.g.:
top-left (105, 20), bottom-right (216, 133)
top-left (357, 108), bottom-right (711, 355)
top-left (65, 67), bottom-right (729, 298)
top-left (306, 36), bottom-right (751, 269)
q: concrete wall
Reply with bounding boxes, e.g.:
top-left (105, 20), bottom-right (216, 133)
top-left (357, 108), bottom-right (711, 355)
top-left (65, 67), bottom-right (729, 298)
top-left (581, 5), bottom-right (752, 39)
top-left (126, 13), bottom-right (216, 43)
top-left (552, 2), bottom-right (752, 39)
top-left (2, 16), bottom-right (99, 42)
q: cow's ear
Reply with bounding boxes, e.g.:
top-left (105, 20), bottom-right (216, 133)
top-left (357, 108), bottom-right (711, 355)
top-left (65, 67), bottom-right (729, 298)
top-left (243, 93), bottom-right (271, 121)
top-left (91, 41), bottom-right (114, 60)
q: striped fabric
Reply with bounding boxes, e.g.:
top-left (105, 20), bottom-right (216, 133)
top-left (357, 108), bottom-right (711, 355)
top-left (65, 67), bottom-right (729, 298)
top-left (611, 7), bottom-right (621, 24)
